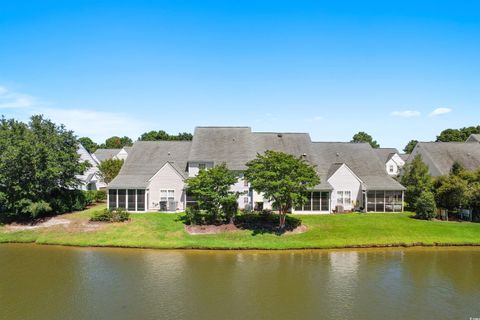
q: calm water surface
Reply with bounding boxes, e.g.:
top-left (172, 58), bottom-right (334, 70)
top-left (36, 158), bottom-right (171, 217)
top-left (0, 244), bottom-right (479, 320)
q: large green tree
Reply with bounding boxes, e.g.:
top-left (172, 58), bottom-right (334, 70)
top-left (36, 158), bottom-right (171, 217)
top-left (245, 150), bottom-right (320, 229)
top-left (185, 163), bottom-right (239, 223)
top-left (101, 136), bottom-right (133, 149)
top-left (98, 159), bottom-right (124, 184)
top-left (78, 137), bottom-right (99, 153)
top-left (436, 126), bottom-right (480, 142)
top-left (434, 175), bottom-right (468, 211)
top-left (139, 130), bottom-right (193, 141)
top-left (400, 155), bottom-right (433, 211)
top-left (351, 131), bottom-right (380, 148)
top-left (0, 115), bottom-right (88, 219)
top-left (403, 140), bottom-right (418, 154)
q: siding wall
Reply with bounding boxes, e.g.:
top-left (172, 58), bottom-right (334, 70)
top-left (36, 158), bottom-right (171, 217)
top-left (147, 163), bottom-right (186, 211)
top-left (327, 165), bottom-right (362, 211)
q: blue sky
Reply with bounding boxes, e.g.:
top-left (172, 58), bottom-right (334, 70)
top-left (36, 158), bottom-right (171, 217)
top-left (1, 0), bottom-right (479, 150)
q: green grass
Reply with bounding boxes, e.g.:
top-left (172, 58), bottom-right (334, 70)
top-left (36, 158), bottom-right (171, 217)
top-left (1, 203), bottom-right (480, 249)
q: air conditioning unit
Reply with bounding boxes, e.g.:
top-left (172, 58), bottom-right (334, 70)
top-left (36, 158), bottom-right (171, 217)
top-left (159, 201), bottom-right (167, 211)
top-left (168, 201), bottom-right (177, 212)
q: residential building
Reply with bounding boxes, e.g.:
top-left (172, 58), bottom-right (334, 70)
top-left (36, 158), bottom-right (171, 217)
top-left (108, 127), bottom-right (405, 213)
top-left (374, 148), bottom-right (406, 176)
top-left (93, 147), bottom-right (131, 162)
top-left (76, 144), bottom-right (106, 190)
top-left (407, 140), bottom-right (480, 176)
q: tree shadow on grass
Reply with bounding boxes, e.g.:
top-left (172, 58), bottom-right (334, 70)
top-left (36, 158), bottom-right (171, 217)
top-left (234, 213), bottom-right (302, 236)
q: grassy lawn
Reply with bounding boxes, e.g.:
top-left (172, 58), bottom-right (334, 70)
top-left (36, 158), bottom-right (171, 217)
top-left (1, 203), bottom-right (480, 249)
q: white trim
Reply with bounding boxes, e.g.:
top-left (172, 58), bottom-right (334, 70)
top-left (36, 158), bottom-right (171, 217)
top-left (327, 163), bottom-right (364, 185)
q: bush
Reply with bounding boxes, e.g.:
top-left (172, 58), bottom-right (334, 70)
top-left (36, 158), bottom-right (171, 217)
top-left (49, 189), bottom-right (89, 214)
top-left (95, 190), bottom-right (107, 202)
top-left (90, 208), bottom-right (129, 222)
top-left (415, 191), bottom-right (437, 220)
top-left (83, 191), bottom-right (97, 206)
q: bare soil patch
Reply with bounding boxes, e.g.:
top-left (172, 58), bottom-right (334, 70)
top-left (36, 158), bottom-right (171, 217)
top-left (3, 215), bottom-right (108, 233)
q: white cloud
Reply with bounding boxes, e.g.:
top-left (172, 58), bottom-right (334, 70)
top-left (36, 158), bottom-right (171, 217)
top-left (312, 116), bottom-right (323, 121)
top-left (0, 84), bottom-right (149, 142)
top-left (36, 108), bottom-right (149, 142)
top-left (429, 107), bottom-right (452, 117)
top-left (0, 86), bottom-right (37, 109)
top-left (391, 110), bottom-right (421, 118)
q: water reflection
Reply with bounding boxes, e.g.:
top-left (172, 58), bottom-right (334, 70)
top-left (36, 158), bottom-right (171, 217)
top-left (0, 245), bottom-right (479, 320)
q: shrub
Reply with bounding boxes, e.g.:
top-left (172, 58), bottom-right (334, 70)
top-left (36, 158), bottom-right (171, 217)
top-left (83, 191), bottom-right (97, 206)
top-left (90, 208), bottom-right (129, 222)
top-left (415, 191), bottom-right (437, 220)
top-left (95, 190), bottom-right (107, 202)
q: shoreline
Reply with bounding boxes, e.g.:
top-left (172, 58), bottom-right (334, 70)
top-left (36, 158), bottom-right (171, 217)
top-left (2, 240), bottom-right (480, 251)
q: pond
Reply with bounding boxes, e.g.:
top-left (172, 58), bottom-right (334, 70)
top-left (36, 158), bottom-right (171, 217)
top-left (0, 244), bottom-right (479, 320)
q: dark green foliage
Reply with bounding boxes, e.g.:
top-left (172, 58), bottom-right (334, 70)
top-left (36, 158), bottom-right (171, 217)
top-left (95, 190), bottom-right (107, 202)
top-left (90, 208), bottom-right (129, 222)
top-left (101, 136), bottom-right (133, 149)
top-left (78, 137), bottom-right (99, 153)
top-left (139, 130), bottom-right (193, 141)
top-left (415, 191), bottom-right (437, 220)
top-left (235, 213), bottom-right (302, 235)
top-left (403, 140), bottom-right (418, 154)
top-left (185, 163), bottom-right (239, 224)
top-left (0, 115), bottom-right (89, 220)
top-left (98, 159), bottom-right (124, 184)
top-left (350, 131), bottom-right (380, 148)
top-left (401, 155), bottom-right (433, 211)
top-left (436, 126), bottom-right (480, 142)
top-left (450, 161), bottom-right (464, 176)
top-left (245, 150), bottom-right (320, 229)
top-left (434, 175), bottom-right (468, 211)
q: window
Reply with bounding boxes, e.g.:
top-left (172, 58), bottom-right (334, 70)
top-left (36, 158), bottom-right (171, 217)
top-left (344, 191), bottom-right (351, 205)
top-left (244, 196), bottom-right (249, 204)
top-left (160, 189), bottom-right (175, 202)
top-left (337, 191), bottom-right (344, 205)
top-left (321, 192), bottom-right (329, 211)
top-left (198, 163), bottom-right (206, 170)
top-left (118, 189), bottom-right (126, 208)
top-left (108, 189), bottom-right (117, 208)
top-left (244, 178), bottom-right (248, 187)
top-left (312, 192), bottom-right (321, 211)
top-left (389, 165), bottom-right (394, 173)
top-left (128, 190), bottom-right (136, 210)
top-left (137, 189), bottom-right (145, 211)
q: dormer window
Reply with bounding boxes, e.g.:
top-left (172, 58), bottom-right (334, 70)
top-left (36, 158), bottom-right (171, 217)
top-left (389, 165), bottom-right (394, 173)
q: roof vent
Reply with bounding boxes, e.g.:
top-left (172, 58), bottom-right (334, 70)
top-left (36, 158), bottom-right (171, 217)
top-left (302, 153), bottom-right (307, 157)
top-left (336, 152), bottom-right (340, 157)
top-left (168, 152), bottom-right (171, 156)
top-left (277, 133), bottom-right (283, 138)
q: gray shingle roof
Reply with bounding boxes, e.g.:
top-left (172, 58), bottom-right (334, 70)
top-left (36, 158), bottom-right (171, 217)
top-left (188, 127), bottom-right (252, 170)
top-left (467, 134), bottom-right (480, 143)
top-left (109, 141), bottom-right (191, 188)
top-left (94, 149), bottom-right (122, 162)
top-left (109, 127), bottom-right (404, 191)
top-left (310, 142), bottom-right (405, 190)
top-left (411, 142), bottom-right (480, 176)
top-left (373, 148), bottom-right (399, 163)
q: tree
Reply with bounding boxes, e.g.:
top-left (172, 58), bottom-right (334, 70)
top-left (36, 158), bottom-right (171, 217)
top-left (0, 115), bottom-right (88, 219)
top-left (185, 163), bottom-right (239, 224)
top-left (245, 150), bottom-right (320, 229)
top-left (102, 136), bottom-right (133, 149)
top-left (400, 155), bottom-right (432, 211)
top-left (98, 159), bottom-right (124, 184)
top-left (351, 131), bottom-right (380, 148)
top-left (139, 130), bottom-right (193, 141)
top-left (78, 137), bottom-right (99, 154)
top-left (415, 191), bottom-right (437, 220)
top-left (436, 126), bottom-right (480, 142)
top-left (403, 140), bottom-right (418, 154)
top-left (450, 161), bottom-right (464, 176)
top-left (434, 175), bottom-right (468, 211)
